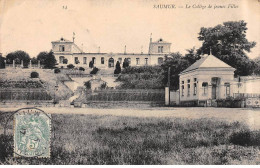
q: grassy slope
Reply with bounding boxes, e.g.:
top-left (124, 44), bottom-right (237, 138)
top-left (0, 112), bottom-right (260, 165)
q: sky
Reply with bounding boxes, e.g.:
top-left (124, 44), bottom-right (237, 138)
top-left (0, 0), bottom-right (259, 58)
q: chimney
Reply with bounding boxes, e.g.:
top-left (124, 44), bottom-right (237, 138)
top-left (98, 46), bottom-right (100, 53)
top-left (124, 45), bottom-right (126, 54)
top-left (141, 46), bottom-right (143, 54)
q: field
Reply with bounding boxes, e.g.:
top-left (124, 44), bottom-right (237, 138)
top-left (1, 111), bottom-right (260, 165)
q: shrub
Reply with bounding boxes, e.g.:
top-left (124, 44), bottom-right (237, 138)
top-left (84, 81), bottom-right (91, 89)
top-left (114, 61), bottom-right (121, 74)
top-left (54, 68), bottom-right (61, 73)
top-left (67, 64), bottom-right (75, 69)
top-left (90, 67), bottom-right (99, 74)
top-left (30, 71), bottom-right (39, 78)
top-left (123, 58), bottom-right (129, 68)
top-left (79, 67), bottom-right (85, 71)
top-left (63, 58), bottom-right (68, 64)
top-left (89, 61), bottom-right (94, 68)
top-left (100, 83), bottom-right (107, 89)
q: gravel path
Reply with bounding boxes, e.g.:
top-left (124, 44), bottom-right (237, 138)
top-left (1, 107), bottom-right (260, 130)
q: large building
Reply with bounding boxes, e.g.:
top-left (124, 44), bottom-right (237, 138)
top-left (51, 36), bottom-right (171, 68)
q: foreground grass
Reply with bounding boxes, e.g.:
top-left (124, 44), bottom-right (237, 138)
top-left (0, 112), bottom-right (260, 165)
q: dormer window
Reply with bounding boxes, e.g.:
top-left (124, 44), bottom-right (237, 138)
top-left (59, 45), bottom-right (65, 52)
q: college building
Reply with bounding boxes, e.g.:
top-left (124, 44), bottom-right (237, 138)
top-left (51, 36), bottom-right (172, 68)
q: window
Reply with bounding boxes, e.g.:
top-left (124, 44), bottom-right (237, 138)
top-left (187, 79), bottom-right (190, 83)
top-left (145, 58), bottom-right (148, 65)
top-left (101, 57), bottom-right (104, 64)
top-left (202, 82), bottom-right (208, 95)
top-left (118, 58), bottom-right (122, 64)
top-left (127, 58), bottom-right (131, 65)
top-left (136, 58), bottom-right (140, 65)
top-left (83, 57), bottom-right (87, 64)
top-left (59, 45), bottom-right (65, 52)
top-left (181, 85), bottom-right (184, 96)
top-left (182, 81), bottom-right (184, 84)
top-left (187, 84), bottom-right (190, 96)
top-left (158, 57), bottom-right (163, 65)
top-left (194, 83), bottom-right (197, 95)
top-left (225, 83), bottom-right (230, 96)
top-left (74, 57), bottom-right (79, 64)
top-left (194, 78), bottom-right (197, 82)
top-left (158, 46), bottom-right (163, 53)
top-left (59, 56), bottom-right (64, 63)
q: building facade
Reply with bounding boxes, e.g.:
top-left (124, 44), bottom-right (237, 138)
top-left (179, 54), bottom-right (236, 106)
top-left (51, 37), bottom-right (171, 68)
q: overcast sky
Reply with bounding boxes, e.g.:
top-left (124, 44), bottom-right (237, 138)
top-left (0, 0), bottom-right (259, 58)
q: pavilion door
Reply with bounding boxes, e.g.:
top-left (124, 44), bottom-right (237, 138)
top-left (212, 84), bottom-right (217, 99)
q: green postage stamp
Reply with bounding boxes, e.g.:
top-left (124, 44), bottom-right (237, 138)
top-left (13, 108), bottom-right (51, 158)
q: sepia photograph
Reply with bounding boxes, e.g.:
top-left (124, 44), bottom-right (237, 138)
top-left (0, 0), bottom-right (260, 165)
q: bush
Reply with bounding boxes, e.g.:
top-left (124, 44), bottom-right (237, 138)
top-left (114, 61), bottom-right (121, 74)
top-left (67, 64), bottom-right (75, 69)
top-left (63, 58), bottom-right (68, 64)
top-left (30, 71), bottom-right (39, 78)
top-left (89, 61), bottom-right (94, 68)
top-left (54, 68), bottom-right (61, 73)
top-left (84, 81), bottom-right (91, 89)
top-left (90, 67), bottom-right (99, 74)
top-left (79, 67), bottom-right (85, 71)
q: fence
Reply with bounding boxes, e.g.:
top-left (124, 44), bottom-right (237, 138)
top-left (85, 89), bottom-right (165, 102)
top-left (0, 88), bottom-right (52, 101)
top-left (233, 93), bottom-right (260, 98)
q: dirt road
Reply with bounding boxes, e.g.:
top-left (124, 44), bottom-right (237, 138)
top-left (1, 107), bottom-right (260, 130)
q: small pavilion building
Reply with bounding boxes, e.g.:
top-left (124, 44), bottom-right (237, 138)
top-left (179, 53), bottom-right (236, 106)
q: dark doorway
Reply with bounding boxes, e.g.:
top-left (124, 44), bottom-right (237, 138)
top-left (108, 58), bottom-right (114, 68)
top-left (211, 77), bottom-right (221, 99)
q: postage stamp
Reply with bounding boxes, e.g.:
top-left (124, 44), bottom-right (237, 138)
top-left (13, 108), bottom-right (51, 158)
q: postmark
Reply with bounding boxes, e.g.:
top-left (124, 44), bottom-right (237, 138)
top-left (13, 108), bottom-right (51, 158)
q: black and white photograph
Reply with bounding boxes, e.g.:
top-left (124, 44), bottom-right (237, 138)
top-left (0, 0), bottom-right (260, 165)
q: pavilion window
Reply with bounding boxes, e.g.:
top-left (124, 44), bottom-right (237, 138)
top-left (136, 58), bottom-right (140, 65)
top-left (145, 58), bottom-right (148, 65)
top-left (101, 57), bottom-right (104, 64)
top-left (83, 57), bottom-right (87, 64)
top-left (187, 84), bottom-right (190, 96)
top-left (202, 82), bottom-right (208, 95)
top-left (74, 57), bottom-right (79, 64)
top-left (194, 83), bottom-right (197, 95)
top-left (225, 82), bottom-right (230, 96)
top-left (181, 85), bottom-right (184, 96)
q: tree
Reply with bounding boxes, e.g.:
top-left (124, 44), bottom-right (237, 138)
top-left (183, 47), bottom-right (201, 65)
top-left (37, 51), bottom-right (56, 69)
top-left (31, 57), bottom-right (38, 64)
top-left (31, 71), bottom-right (39, 78)
top-left (161, 52), bottom-right (190, 90)
top-left (89, 61), bottom-right (94, 68)
top-left (6, 50), bottom-right (30, 67)
top-left (79, 67), bottom-right (85, 71)
top-left (123, 58), bottom-right (129, 68)
top-left (90, 67), bottom-right (99, 74)
top-left (0, 55), bottom-right (5, 69)
top-left (114, 61), bottom-right (121, 74)
top-left (197, 20), bottom-right (256, 76)
top-left (67, 64), bottom-right (75, 69)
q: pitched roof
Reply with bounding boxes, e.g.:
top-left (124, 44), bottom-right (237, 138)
top-left (151, 38), bottom-right (171, 44)
top-left (180, 54), bottom-right (235, 74)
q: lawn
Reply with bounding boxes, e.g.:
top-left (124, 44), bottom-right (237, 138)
top-left (0, 112), bottom-right (260, 165)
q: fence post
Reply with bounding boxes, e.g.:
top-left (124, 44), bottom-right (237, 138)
top-left (165, 87), bottom-right (170, 106)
